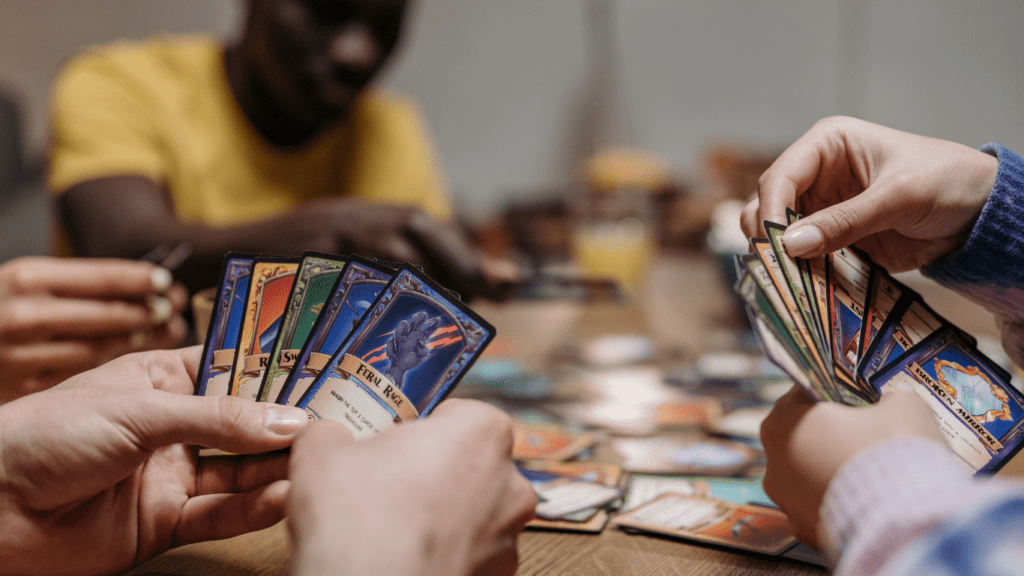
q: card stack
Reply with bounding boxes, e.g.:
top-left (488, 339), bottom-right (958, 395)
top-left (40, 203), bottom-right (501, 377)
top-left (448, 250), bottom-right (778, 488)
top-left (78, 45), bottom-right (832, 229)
top-left (737, 210), bottom-right (1024, 474)
top-left (194, 252), bottom-right (495, 439)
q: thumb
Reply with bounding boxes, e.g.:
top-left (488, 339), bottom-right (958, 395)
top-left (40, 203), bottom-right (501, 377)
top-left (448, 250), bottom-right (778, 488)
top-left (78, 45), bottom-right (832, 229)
top-left (781, 187), bottom-right (901, 258)
top-left (120, 392), bottom-right (310, 454)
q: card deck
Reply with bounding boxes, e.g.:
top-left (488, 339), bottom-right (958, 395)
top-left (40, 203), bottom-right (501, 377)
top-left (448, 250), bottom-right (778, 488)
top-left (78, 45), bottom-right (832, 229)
top-left (296, 266), bottom-right (495, 438)
top-left (737, 214), bottom-right (1024, 473)
top-left (256, 252), bottom-right (347, 402)
top-left (229, 257), bottom-right (301, 400)
top-left (196, 253), bottom-right (256, 397)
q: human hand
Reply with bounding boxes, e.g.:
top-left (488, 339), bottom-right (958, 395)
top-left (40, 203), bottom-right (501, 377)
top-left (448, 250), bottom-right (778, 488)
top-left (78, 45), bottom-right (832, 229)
top-left (0, 256), bottom-right (189, 402)
top-left (0, 345), bottom-right (309, 576)
top-left (741, 116), bottom-right (998, 272)
top-left (264, 197), bottom-right (501, 301)
top-left (759, 386), bottom-right (944, 549)
top-left (288, 399), bottom-right (537, 576)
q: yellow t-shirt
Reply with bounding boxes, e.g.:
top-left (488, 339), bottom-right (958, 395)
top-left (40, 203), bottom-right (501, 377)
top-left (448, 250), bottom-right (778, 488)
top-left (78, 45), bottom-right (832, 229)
top-left (48, 35), bottom-right (451, 234)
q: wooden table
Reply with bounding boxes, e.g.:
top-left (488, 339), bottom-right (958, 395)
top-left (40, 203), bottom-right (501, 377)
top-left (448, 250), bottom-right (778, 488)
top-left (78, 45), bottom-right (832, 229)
top-left (121, 253), bottom-right (1018, 576)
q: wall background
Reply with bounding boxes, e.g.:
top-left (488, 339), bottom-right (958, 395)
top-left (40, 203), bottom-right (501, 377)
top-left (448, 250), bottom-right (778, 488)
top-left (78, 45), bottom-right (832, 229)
top-left (1, 0), bottom-right (1022, 219)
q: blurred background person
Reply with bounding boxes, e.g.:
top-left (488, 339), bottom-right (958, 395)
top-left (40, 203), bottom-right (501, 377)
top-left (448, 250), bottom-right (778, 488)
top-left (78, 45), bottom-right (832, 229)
top-left (47, 0), bottom-right (496, 299)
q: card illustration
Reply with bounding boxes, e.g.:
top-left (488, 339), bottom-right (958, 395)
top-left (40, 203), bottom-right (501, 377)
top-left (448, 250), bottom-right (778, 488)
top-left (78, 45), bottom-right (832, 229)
top-left (229, 258), bottom-right (301, 399)
top-left (257, 253), bottom-right (348, 402)
top-left (870, 328), bottom-right (1024, 474)
top-left (298, 266), bottom-right (495, 438)
top-left (196, 254), bottom-right (254, 396)
top-left (276, 257), bottom-right (395, 406)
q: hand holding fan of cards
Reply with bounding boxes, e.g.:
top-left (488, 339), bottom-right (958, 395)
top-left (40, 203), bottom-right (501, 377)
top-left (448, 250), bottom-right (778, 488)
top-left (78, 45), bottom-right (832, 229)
top-left (738, 210), bottom-right (1024, 475)
top-left (195, 252), bottom-right (494, 439)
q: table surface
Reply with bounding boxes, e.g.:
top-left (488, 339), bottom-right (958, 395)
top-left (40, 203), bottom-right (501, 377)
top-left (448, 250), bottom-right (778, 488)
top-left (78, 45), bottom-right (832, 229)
top-left (121, 253), bottom-right (1018, 576)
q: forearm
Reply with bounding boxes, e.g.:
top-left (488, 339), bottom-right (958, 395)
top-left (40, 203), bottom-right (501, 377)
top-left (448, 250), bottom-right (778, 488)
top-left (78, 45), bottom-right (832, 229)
top-left (821, 437), bottom-right (1019, 576)
top-left (922, 144), bottom-right (1024, 364)
top-left (59, 177), bottom-right (319, 291)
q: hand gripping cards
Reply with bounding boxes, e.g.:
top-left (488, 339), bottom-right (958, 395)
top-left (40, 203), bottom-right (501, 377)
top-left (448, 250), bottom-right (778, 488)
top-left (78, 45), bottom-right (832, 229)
top-left (297, 266), bottom-right (495, 438)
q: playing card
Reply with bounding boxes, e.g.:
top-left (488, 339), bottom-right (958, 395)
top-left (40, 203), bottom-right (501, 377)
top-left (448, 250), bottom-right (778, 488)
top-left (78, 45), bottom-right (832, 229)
top-left (870, 327), bottom-right (1024, 474)
top-left (229, 257), bottom-right (301, 399)
top-left (857, 297), bottom-right (974, 391)
top-left (610, 437), bottom-right (758, 476)
top-left (764, 220), bottom-right (828, 357)
top-left (623, 474), bottom-right (772, 512)
top-left (857, 266), bottom-right (913, 370)
top-left (750, 238), bottom-right (835, 392)
top-left (613, 493), bottom-right (797, 555)
top-left (512, 421), bottom-right (595, 461)
top-left (519, 461), bottom-right (624, 532)
top-left (827, 246), bottom-right (872, 397)
top-left (297, 266), bottom-right (495, 438)
top-left (276, 256), bottom-right (395, 406)
top-left (256, 252), bottom-right (348, 402)
top-left (736, 265), bottom-right (826, 400)
top-left (741, 253), bottom-right (834, 400)
top-left (195, 253), bottom-right (255, 397)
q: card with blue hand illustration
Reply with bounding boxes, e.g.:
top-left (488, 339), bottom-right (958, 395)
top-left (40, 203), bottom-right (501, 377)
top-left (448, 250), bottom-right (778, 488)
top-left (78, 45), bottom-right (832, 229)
top-left (196, 253), bottom-right (256, 396)
top-left (276, 256), bottom-right (396, 406)
top-left (870, 326), bottom-right (1024, 474)
top-left (256, 252), bottom-right (348, 403)
top-left (297, 265), bottom-right (495, 438)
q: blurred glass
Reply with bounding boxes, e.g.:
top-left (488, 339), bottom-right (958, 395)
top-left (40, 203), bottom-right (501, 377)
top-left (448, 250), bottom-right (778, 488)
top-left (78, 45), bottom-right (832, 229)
top-left (572, 148), bottom-right (668, 291)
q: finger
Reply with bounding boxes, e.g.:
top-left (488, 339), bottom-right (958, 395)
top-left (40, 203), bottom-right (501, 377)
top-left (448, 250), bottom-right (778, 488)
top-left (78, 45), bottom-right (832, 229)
top-left (781, 185), bottom-right (905, 258)
top-left (0, 339), bottom-right (117, 375)
top-left (760, 385), bottom-right (816, 445)
top-left (195, 453), bottom-right (291, 495)
top-left (0, 257), bottom-right (172, 298)
top-left (117, 392), bottom-right (309, 454)
top-left (0, 296), bottom-right (152, 340)
top-left (404, 214), bottom-right (492, 300)
top-left (290, 420), bottom-right (355, 474)
top-left (175, 479), bottom-right (290, 546)
top-left (740, 197), bottom-right (763, 238)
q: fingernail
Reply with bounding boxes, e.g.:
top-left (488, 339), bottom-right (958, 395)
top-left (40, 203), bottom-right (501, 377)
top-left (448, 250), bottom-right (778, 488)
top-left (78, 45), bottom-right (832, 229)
top-left (148, 295), bottom-right (173, 323)
top-left (151, 267), bottom-right (173, 293)
top-left (783, 225), bottom-right (824, 257)
top-left (264, 407), bottom-right (308, 435)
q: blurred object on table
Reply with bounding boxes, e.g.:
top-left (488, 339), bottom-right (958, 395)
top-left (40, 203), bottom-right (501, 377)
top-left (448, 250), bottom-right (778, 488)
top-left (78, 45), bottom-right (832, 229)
top-left (572, 148), bottom-right (668, 292)
top-left (704, 143), bottom-right (779, 201)
top-left (611, 436), bottom-right (758, 476)
top-left (513, 420), bottom-right (594, 461)
top-left (519, 460), bottom-right (625, 533)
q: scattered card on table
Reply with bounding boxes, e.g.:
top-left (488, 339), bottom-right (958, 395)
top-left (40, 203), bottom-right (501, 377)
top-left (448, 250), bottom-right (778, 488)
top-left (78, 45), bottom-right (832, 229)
top-left (512, 421), bottom-right (594, 461)
top-left (613, 493), bottom-right (797, 556)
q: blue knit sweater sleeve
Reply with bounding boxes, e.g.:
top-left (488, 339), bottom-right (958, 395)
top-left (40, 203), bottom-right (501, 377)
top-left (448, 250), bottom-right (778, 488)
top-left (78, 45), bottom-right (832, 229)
top-left (922, 143), bottom-right (1024, 364)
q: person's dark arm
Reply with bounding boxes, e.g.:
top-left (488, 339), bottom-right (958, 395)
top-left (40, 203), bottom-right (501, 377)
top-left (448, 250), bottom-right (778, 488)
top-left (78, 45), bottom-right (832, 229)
top-left (59, 175), bottom-right (500, 298)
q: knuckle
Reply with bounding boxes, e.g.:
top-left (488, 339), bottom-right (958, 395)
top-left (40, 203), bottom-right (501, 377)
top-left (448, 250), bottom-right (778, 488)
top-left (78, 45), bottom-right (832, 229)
top-left (214, 395), bottom-right (252, 431)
